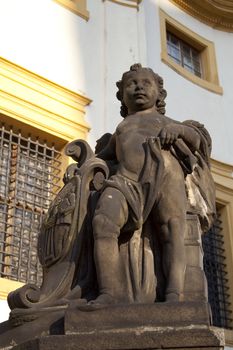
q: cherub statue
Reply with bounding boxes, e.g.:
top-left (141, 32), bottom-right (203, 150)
top-left (7, 64), bottom-right (216, 325)
top-left (91, 63), bottom-right (215, 304)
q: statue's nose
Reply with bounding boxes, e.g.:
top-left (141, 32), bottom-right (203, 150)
top-left (135, 82), bottom-right (144, 90)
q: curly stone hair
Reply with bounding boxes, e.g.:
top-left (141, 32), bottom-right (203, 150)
top-left (116, 63), bottom-right (167, 118)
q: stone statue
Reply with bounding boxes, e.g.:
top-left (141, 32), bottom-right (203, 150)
top-left (6, 64), bottom-right (216, 327)
top-left (91, 64), bottom-right (216, 305)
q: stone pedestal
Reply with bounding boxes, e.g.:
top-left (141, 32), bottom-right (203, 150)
top-left (0, 216), bottom-right (216, 350)
top-left (183, 214), bottom-right (208, 302)
top-left (0, 302), bottom-right (225, 350)
top-left (12, 326), bottom-right (225, 350)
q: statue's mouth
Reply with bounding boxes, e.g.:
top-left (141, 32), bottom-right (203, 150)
top-left (134, 93), bottom-right (146, 98)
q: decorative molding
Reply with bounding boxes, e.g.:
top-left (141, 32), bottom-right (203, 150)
top-left (104, 0), bottom-right (142, 10)
top-left (53, 0), bottom-right (89, 20)
top-left (211, 158), bottom-right (233, 190)
top-left (0, 57), bottom-right (91, 146)
top-left (159, 9), bottom-right (223, 95)
top-left (170, 0), bottom-right (233, 32)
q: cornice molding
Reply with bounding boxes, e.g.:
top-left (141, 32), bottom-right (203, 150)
top-left (170, 0), bottom-right (233, 32)
top-left (211, 158), bottom-right (233, 193)
top-left (0, 57), bottom-right (91, 145)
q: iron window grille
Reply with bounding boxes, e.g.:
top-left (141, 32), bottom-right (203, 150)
top-left (167, 31), bottom-right (202, 78)
top-left (202, 212), bottom-right (232, 329)
top-left (0, 124), bottom-right (62, 286)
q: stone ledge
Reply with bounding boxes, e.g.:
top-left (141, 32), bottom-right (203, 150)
top-left (13, 326), bottom-right (225, 350)
top-left (65, 301), bottom-right (211, 333)
top-left (0, 302), bottom-right (219, 350)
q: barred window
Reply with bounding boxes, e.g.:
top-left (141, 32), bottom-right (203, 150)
top-left (0, 125), bottom-right (62, 286)
top-left (202, 211), bottom-right (232, 329)
top-left (167, 31), bottom-right (202, 78)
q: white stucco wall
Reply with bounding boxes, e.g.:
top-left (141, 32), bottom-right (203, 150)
top-left (0, 0), bottom-right (146, 148)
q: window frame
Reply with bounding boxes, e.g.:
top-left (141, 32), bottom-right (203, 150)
top-left (53, 0), bottom-right (89, 20)
top-left (159, 9), bottom-right (223, 94)
top-left (211, 159), bottom-right (233, 334)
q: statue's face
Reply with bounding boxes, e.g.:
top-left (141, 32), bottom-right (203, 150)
top-left (122, 70), bottom-right (158, 114)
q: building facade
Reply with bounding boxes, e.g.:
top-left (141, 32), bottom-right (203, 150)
top-left (0, 0), bottom-right (233, 344)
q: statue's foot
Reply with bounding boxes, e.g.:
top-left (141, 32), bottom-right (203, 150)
top-left (77, 294), bottom-right (116, 311)
top-left (165, 292), bottom-right (180, 302)
top-left (89, 293), bottom-right (116, 305)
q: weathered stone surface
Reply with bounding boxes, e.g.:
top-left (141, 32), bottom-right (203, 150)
top-left (12, 326), bottom-right (225, 350)
top-left (0, 302), bottom-right (212, 349)
top-left (183, 215), bottom-right (208, 302)
top-left (62, 302), bottom-right (218, 350)
top-left (65, 301), bottom-right (211, 333)
top-left (0, 309), bottom-right (65, 349)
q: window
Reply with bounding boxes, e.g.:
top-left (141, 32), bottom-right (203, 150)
top-left (167, 31), bottom-right (202, 78)
top-left (0, 125), bottom-right (62, 286)
top-left (159, 9), bottom-right (223, 94)
top-left (202, 210), bottom-right (232, 329)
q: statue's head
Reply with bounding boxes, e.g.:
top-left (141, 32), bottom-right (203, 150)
top-left (116, 63), bottom-right (167, 118)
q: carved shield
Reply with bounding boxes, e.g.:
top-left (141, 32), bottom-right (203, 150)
top-left (38, 176), bottom-right (80, 268)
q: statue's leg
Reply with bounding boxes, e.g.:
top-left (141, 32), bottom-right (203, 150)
top-left (92, 187), bottom-right (128, 304)
top-left (155, 154), bottom-right (186, 302)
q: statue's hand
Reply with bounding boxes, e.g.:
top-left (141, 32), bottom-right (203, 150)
top-left (159, 124), bottom-right (182, 147)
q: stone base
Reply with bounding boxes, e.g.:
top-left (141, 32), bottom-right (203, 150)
top-left (13, 326), bottom-right (225, 350)
top-left (0, 302), bottom-right (225, 350)
top-left (65, 301), bottom-right (211, 333)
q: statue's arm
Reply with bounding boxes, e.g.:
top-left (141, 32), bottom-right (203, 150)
top-left (179, 125), bottom-right (201, 151)
top-left (159, 123), bottom-right (201, 151)
top-left (96, 133), bottom-right (116, 160)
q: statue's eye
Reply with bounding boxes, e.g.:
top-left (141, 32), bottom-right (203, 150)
top-left (143, 79), bottom-right (151, 86)
top-left (126, 80), bottom-right (136, 87)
